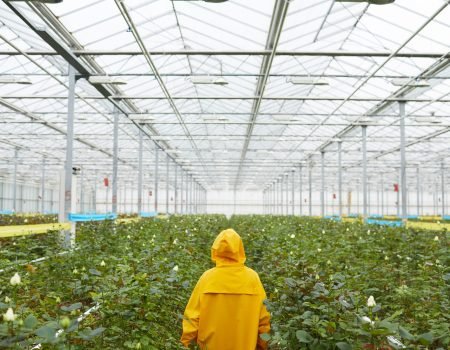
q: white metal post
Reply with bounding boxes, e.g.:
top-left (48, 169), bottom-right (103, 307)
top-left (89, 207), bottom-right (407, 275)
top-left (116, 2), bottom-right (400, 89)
top-left (112, 107), bottom-right (119, 214)
top-left (62, 64), bottom-right (76, 248)
top-left (13, 147), bottom-right (18, 212)
top-left (41, 157), bottom-right (46, 213)
top-left (299, 165), bottom-right (302, 216)
top-left (338, 141), bottom-right (343, 218)
top-left (381, 174), bottom-right (384, 216)
top-left (154, 145), bottom-right (159, 213)
top-left (399, 101), bottom-right (407, 220)
top-left (166, 155), bottom-right (169, 214)
top-left (174, 165), bottom-right (178, 214)
top-left (416, 167), bottom-right (420, 216)
top-left (137, 127), bottom-right (143, 215)
top-left (362, 125), bottom-right (368, 221)
top-left (180, 170), bottom-right (184, 214)
top-left (441, 162), bottom-right (445, 216)
top-left (309, 163), bottom-right (312, 216)
top-left (321, 151), bottom-right (325, 217)
top-left (291, 170), bottom-right (295, 215)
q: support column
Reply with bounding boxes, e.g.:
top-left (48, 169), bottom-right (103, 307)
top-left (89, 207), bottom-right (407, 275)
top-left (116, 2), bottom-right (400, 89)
top-left (40, 157), bottom-right (46, 213)
top-left (62, 64), bottom-right (76, 247)
top-left (338, 141), bottom-right (343, 218)
top-left (299, 165), bottom-right (303, 216)
top-left (166, 155), bottom-right (170, 214)
top-left (174, 165), bottom-right (178, 214)
top-left (362, 125), bottom-right (368, 221)
top-left (13, 148), bottom-right (18, 212)
top-left (399, 101), bottom-right (407, 220)
top-left (397, 168), bottom-right (400, 217)
top-left (381, 174), bottom-right (384, 216)
top-left (321, 151), bottom-right (325, 217)
top-left (180, 170), bottom-right (184, 214)
top-left (441, 162), bottom-right (445, 216)
top-left (154, 145), bottom-right (159, 212)
top-left (137, 127), bottom-right (143, 215)
top-left (93, 171), bottom-right (97, 213)
top-left (416, 167), bottom-right (420, 216)
top-left (285, 173), bottom-right (289, 215)
top-left (80, 170), bottom-right (84, 213)
top-left (309, 163), bottom-right (312, 216)
top-left (291, 170), bottom-right (295, 215)
top-left (112, 107), bottom-right (119, 214)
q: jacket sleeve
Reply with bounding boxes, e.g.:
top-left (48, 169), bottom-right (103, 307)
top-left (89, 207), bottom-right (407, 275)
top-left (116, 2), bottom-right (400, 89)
top-left (257, 282), bottom-right (271, 350)
top-left (180, 277), bottom-right (203, 347)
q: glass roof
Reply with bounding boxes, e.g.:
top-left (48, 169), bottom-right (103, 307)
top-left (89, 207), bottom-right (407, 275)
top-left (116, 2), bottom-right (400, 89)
top-left (0, 0), bottom-right (449, 192)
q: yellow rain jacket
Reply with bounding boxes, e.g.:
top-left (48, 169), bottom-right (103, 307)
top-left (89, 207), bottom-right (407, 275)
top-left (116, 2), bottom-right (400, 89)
top-left (181, 229), bottom-right (270, 350)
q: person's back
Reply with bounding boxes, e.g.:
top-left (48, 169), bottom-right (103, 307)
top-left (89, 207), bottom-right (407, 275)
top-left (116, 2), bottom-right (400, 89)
top-left (181, 229), bottom-right (270, 350)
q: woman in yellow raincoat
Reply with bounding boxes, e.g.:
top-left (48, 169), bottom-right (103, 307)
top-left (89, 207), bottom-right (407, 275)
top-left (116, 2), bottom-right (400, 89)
top-left (181, 229), bottom-right (270, 350)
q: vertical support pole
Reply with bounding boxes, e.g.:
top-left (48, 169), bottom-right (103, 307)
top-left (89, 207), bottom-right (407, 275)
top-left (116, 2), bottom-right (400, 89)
top-left (174, 165), bottom-right (178, 214)
top-left (80, 170), bottom-right (84, 213)
top-left (308, 163), bottom-right (312, 216)
top-left (124, 182), bottom-right (127, 213)
top-left (137, 127), bottom-right (143, 215)
top-left (41, 157), bottom-right (46, 213)
top-left (112, 107), bottom-right (119, 214)
top-left (154, 145), bottom-right (159, 213)
top-left (321, 151), bottom-right (325, 217)
top-left (299, 165), bottom-right (302, 216)
top-left (166, 155), bottom-right (169, 214)
top-left (441, 162), bottom-right (445, 216)
top-left (13, 148), bottom-right (18, 211)
top-left (180, 170), bottom-right (184, 214)
top-left (291, 170), bottom-right (295, 215)
top-left (285, 174), bottom-right (289, 215)
top-left (280, 177), bottom-right (284, 215)
top-left (416, 167), bottom-right (420, 216)
top-left (381, 174), bottom-right (384, 216)
top-left (399, 101), bottom-right (407, 220)
top-left (338, 141), bottom-right (343, 218)
top-left (397, 168), bottom-right (400, 217)
top-left (93, 171), bottom-right (97, 213)
top-left (362, 125), bottom-right (368, 221)
top-left (62, 64), bottom-right (76, 247)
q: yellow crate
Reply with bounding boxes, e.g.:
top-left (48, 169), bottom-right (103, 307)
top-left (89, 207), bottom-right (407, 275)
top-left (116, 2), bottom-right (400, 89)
top-left (0, 223), bottom-right (71, 238)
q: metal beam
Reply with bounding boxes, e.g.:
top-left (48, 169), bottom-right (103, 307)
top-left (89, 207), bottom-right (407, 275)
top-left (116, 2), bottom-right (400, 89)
top-left (2, 50), bottom-right (450, 58)
top-left (234, 0), bottom-right (290, 189)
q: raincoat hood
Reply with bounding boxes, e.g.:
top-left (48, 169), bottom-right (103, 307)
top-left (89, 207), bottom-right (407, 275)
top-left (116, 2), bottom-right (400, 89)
top-left (211, 229), bottom-right (246, 266)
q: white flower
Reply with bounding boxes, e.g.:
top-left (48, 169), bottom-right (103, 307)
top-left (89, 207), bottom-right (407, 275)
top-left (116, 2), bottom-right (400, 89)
top-left (315, 274), bottom-right (320, 280)
top-left (367, 295), bottom-right (376, 307)
top-left (406, 256), bottom-right (412, 261)
top-left (3, 308), bottom-right (16, 322)
top-left (346, 228), bottom-right (349, 232)
top-left (172, 265), bottom-right (179, 272)
top-left (10, 273), bottom-right (21, 286)
top-left (361, 316), bottom-right (375, 325)
top-left (127, 235), bottom-right (131, 239)
top-left (4, 296), bottom-right (11, 303)
top-left (289, 251), bottom-right (293, 255)
top-left (100, 260), bottom-right (106, 267)
top-left (367, 229), bottom-right (371, 235)
top-left (24, 219), bottom-right (28, 223)
top-left (274, 288), bottom-right (278, 293)
top-left (384, 256), bottom-right (389, 261)
top-left (173, 238), bottom-right (178, 245)
top-left (290, 234), bottom-right (295, 239)
top-left (73, 268), bottom-right (78, 274)
top-left (326, 260), bottom-right (332, 265)
top-left (322, 230), bottom-right (325, 234)
top-left (434, 236), bottom-right (439, 241)
top-left (317, 248), bottom-right (322, 252)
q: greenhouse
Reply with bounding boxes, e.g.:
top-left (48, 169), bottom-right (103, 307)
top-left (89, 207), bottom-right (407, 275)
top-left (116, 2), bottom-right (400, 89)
top-left (0, 0), bottom-right (449, 349)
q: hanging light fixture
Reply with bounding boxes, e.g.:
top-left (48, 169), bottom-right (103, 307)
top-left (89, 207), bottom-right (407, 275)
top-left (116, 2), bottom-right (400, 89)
top-left (10, 0), bottom-right (63, 3)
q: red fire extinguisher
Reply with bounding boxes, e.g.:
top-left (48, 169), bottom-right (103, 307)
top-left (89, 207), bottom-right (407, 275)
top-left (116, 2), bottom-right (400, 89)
top-left (104, 178), bottom-right (109, 187)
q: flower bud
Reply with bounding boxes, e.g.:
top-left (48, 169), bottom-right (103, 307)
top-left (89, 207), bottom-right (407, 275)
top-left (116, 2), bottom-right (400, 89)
top-left (172, 265), bottom-right (179, 272)
top-left (60, 316), bottom-right (71, 329)
top-left (367, 295), bottom-right (376, 307)
top-left (10, 273), bottom-right (21, 286)
top-left (4, 296), bottom-right (11, 303)
top-left (434, 236), bottom-right (439, 241)
top-left (100, 260), bottom-right (106, 267)
top-left (3, 308), bottom-right (16, 322)
top-left (290, 234), bottom-right (295, 239)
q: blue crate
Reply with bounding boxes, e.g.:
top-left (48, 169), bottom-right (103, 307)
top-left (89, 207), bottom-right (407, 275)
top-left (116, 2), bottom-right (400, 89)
top-left (68, 213), bottom-right (117, 222)
top-left (0, 210), bottom-right (14, 215)
top-left (140, 211), bottom-right (158, 218)
top-left (366, 219), bottom-right (404, 227)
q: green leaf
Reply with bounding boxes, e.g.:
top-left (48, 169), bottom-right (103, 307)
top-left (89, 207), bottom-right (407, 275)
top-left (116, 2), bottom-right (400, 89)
top-left (296, 330), bottom-right (313, 343)
top-left (285, 278), bottom-right (297, 288)
top-left (398, 326), bottom-right (415, 341)
top-left (260, 333), bottom-right (271, 341)
top-left (35, 325), bottom-right (56, 342)
top-left (336, 342), bottom-right (352, 350)
top-left (443, 273), bottom-right (450, 281)
top-left (89, 268), bottom-right (102, 276)
top-left (417, 332), bottom-right (433, 345)
top-left (61, 302), bottom-right (82, 312)
top-left (23, 314), bottom-right (38, 330)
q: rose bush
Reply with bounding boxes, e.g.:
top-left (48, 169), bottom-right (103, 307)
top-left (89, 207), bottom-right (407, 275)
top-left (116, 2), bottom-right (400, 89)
top-left (0, 214), bottom-right (448, 349)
